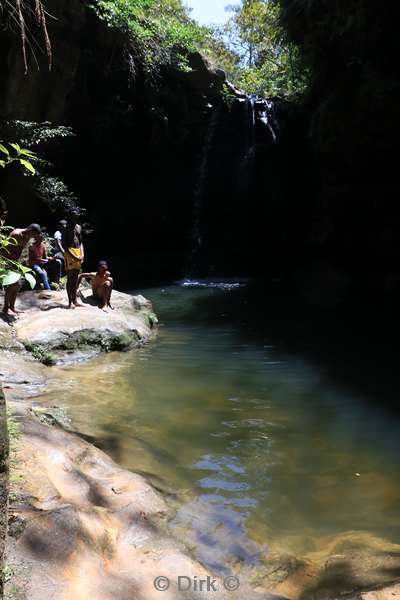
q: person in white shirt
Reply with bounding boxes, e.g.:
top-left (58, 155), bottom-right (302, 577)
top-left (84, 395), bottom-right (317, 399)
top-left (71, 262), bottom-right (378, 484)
top-left (52, 219), bottom-right (67, 283)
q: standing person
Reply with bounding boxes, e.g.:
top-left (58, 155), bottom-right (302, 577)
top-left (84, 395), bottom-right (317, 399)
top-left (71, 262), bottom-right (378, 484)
top-left (28, 235), bottom-right (61, 290)
top-left (52, 219), bottom-right (67, 283)
top-left (1, 223), bottom-right (42, 315)
top-left (64, 211), bottom-right (84, 309)
top-left (78, 261), bottom-right (114, 312)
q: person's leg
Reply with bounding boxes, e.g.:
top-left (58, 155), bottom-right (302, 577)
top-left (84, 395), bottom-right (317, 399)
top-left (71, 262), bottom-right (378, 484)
top-left (66, 269), bottom-right (75, 308)
top-left (106, 277), bottom-right (114, 309)
top-left (95, 286), bottom-right (107, 310)
top-left (3, 281), bottom-right (23, 314)
top-left (44, 261), bottom-right (61, 285)
top-left (66, 269), bottom-right (81, 307)
top-left (54, 259), bottom-right (62, 284)
top-left (3, 284), bottom-right (15, 314)
top-left (33, 265), bottom-right (51, 291)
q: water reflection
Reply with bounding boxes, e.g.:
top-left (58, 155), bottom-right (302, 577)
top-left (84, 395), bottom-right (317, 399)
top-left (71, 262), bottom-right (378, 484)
top-left (42, 284), bottom-right (400, 573)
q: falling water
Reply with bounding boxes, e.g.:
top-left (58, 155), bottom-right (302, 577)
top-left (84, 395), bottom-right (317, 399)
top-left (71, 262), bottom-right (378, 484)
top-left (187, 93), bottom-right (280, 277)
top-left (239, 95), bottom-right (278, 198)
top-left (256, 97), bottom-right (278, 142)
top-left (187, 104), bottom-right (222, 275)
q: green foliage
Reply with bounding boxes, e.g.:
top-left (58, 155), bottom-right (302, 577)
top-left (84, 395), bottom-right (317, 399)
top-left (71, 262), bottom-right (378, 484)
top-left (0, 219), bottom-right (36, 290)
top-left (0, 142), bottom-right (38, 291)
top-left (0, 120), bottom-right (81, 214)
top-left (0, 142), bottom-right (37, 174)
top-left (35, 177), bottom-right (80, 214)
top-left (1, 121), bottom-right (74, 147)
top-left (92, 0), bottom-right (309, 97)
top-left (221, 0), bottom-right (309, 97)
top-left (94, 0), bottom-right (207, 73)
top-left (24, 343), bottom-right (56, 366)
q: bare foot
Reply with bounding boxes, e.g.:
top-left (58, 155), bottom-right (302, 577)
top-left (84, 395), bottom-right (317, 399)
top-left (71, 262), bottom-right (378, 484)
top-left (10, 307), bottom-right (25, 314)
top-left (74, 301), bottom-right (86, 308)
top-left (68, 303), bottom-right (76, 310)
top-left (108, 303), bottom-right (115, 310)
top-left (1, 310), bottom-right (15, 322)
top-left (100, 306), bottom-right (108, 313)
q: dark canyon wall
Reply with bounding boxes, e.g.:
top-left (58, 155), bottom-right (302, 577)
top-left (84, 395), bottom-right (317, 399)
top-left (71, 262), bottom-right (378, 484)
top-left (1, 0), bottom-right (400, 294)
top-left (281, 0), bottom-right (400, 297)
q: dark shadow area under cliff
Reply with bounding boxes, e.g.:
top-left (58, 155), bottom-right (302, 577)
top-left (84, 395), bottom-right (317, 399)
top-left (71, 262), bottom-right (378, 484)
top-left (176, 280), bottom-right (400, 414)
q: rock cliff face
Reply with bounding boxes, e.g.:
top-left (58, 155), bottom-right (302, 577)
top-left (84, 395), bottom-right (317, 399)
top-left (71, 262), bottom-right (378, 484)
top-left (280, 0), bottom-right (400, 295)
top-left (1, 0), bottom-right (400, 292)
top-left (0, 0), bottom-right (231, 283)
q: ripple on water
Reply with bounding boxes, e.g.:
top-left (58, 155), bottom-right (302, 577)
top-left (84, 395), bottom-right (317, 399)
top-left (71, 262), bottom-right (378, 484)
top-left (36, 284), bottom-right (400, 580)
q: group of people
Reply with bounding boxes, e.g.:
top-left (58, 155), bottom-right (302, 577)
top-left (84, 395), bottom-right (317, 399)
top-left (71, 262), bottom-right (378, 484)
top-left (1, 213), bottom-right (114, 315)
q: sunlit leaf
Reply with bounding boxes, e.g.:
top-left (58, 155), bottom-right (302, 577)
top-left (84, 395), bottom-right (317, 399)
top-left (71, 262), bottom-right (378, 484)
top-left (19, 264), bottom-right (31, 273)
top-left (19, 159), bottom-right (36, 174)
top-left (0, 271), bottom-right (21, 286)
top-left (0, 143), bottom-right (10, 156)
top-left (10, 142), bottom-right (21, 154)
top-left (19, 148), bottom-right (37, 158)
top-left (24, 272), bottom-right (36, 289)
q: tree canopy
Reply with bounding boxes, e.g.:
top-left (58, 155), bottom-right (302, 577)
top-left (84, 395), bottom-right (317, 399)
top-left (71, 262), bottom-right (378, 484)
top-left (94, 0), bottom-right (308, 97)
top-left (206, 0), bottom-right (309, 97)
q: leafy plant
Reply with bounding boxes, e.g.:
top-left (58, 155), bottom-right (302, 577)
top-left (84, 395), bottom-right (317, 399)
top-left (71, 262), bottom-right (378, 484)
top-left (0, 219), bottom-right (36, 290)
top-left (0, 142), bottom-right (37, 174)
top-left (93, 0), bottom-right (208, 74)
top-left (220, 0), bottom-right (310, 97)
top-left (0, 142), bottom-right (38, 290)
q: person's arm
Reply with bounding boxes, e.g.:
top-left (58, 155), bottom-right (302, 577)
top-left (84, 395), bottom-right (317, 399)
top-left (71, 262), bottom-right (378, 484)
top-left (55, 232), bottom-right (65, 254)
top-left (28, 246), bottom-right (35, 266)
top-left (79, 242), bottom-right (84, 263)
top-left (78, 272), bottom-right (94, 287)
top-left (41, 246), bottom-right (48, 264)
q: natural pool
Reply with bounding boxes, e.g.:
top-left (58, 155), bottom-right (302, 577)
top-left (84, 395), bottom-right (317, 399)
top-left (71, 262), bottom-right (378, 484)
top-left (44, 282), bottom-right (400, 579)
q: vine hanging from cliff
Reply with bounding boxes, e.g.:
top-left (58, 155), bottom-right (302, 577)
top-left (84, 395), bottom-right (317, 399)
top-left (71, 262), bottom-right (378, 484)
top-left (0, 0), bottom-right (52, 73)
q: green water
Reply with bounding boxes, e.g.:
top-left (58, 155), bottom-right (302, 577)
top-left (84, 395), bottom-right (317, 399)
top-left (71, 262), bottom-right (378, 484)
top-left (50, 283), bottom-right (400, 573)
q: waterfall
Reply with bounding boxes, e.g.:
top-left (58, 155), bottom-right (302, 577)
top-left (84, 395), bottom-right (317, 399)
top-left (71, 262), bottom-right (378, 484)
top-left (239, 95), bottom-right (278, 195)
top-left (256, 97), bottom-right (278, 142)
top-left (187, 91), bottom-right (280, 278)
top-left (187, 104), bottom-right (222, 275)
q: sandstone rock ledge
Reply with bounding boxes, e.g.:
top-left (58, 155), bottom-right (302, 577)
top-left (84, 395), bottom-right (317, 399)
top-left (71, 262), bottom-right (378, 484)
top-left (0, 375), bottom-right (258, 600)
top-left (0, 289), bottom-right (158, 364)
top-left (3, 403), bottom-right (245, 600)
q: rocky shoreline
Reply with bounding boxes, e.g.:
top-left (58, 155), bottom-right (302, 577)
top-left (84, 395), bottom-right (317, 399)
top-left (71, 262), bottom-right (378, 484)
top-left (1, 290), bottom-right (400, 600)
top-left (0, 289), bottom-right (245, 600)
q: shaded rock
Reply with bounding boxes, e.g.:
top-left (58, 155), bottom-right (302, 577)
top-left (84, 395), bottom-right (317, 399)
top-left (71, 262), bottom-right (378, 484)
top-left (267, 532), bottom-right (400, 600)
top-left (184, 52), bottom-right (226, 99)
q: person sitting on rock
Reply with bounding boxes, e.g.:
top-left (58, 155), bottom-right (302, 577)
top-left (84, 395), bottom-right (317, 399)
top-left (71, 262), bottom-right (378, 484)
top-left (28, 234), bottom-right (61, 291)
top-left (78, 261), bottom-right (114, 312)
top-left (1, 223), bottom-right (42, 315)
